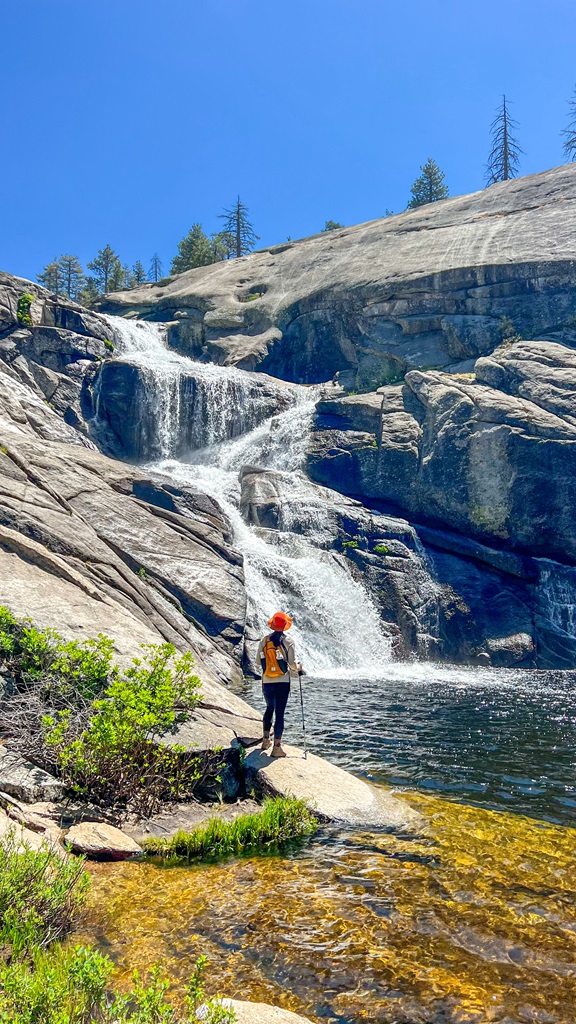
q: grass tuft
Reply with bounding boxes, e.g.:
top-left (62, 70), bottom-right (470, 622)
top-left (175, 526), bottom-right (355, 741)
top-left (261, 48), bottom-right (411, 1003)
top-left (142, 797), bottom-right (318, 863)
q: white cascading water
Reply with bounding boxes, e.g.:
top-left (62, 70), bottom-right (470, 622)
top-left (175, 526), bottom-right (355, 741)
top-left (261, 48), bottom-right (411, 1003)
top-left (103, 316), bottom-right (392, 677)
top-left (104, 318), bottom-right (294, 460)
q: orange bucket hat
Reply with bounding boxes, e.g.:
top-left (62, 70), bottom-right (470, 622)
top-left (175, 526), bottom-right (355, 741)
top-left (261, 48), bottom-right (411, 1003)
top-left (267, 611), bottom-right (293, 632)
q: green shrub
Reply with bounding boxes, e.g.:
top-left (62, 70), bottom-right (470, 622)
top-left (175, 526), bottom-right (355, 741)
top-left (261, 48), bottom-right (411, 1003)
top-left (16, 293), bottom-right (34, 326)
top-left (342, 540), bottom-right (359, 550)
top-left (0, 837), bottom-right (234, 1024)
top-left (143, 797), bottom-right (318, 863)
top-left (0, 605), bottom-right (114, 699)
top-left (374, 544), bottom-right (389, 556)
top-left (103, 338), bottom-right (114, 353)
top-left (0, 952), bottom-right (235, 1023)
top-left (0, 833), bottom-right (90, 960)
top-left (43, 643), bottom-right (205, 813)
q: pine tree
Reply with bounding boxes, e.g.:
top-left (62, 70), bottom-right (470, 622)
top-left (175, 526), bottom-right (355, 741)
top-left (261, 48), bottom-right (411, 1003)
top-left (37, 259), bottom-right (62, 296)
top-left (562, 85), bottom-right (576, 161)
top-left (149, 253), bottom-right (163, 282)
top-left (87, 245), bottom-right (122, 294)
top-left (132, 260), bottom-right (148, 285)
top-left (77, 276), bottom-right (100, 308)
top-left (219, 197), bottom-right (259, 258)
top-left (210, 230), bottom-right (235, 261)
top-left (407, 159), bottom-right (449, 209)
top-left (58, 254), bottom-right (84, 301)
top-left (122, 264), bottom-right (134, 289)
top-left (486, 96), bottom-right (523, 185)
top-left (171, 224), bottom-right (217, 274)
top-left (322, 220), bottom-right (344, 231)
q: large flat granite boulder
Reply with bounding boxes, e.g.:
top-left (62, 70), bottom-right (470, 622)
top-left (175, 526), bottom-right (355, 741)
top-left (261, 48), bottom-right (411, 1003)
top-left (245, 746), bottom-right (422, 829)
top-left (102, 165), bottom-right (576, 390)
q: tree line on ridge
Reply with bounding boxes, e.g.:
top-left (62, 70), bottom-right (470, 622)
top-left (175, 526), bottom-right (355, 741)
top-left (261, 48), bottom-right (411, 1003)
top-left (36, 90), bottom-right (576, 304)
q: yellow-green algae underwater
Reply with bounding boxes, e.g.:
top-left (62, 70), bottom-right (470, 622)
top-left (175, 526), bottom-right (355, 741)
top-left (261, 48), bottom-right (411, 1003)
top-left (76, 791), bottom-right (576, 1024)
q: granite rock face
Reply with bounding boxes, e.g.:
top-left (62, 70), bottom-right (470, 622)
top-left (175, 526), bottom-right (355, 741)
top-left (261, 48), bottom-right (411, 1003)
top-left (102, 165), bottom-right (576, 390)
top-left (307, 336), bottom-right (576, 667)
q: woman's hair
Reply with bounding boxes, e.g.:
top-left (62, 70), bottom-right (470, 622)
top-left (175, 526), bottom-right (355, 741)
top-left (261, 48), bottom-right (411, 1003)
top-left (269, 630), bottom-right (285, 647)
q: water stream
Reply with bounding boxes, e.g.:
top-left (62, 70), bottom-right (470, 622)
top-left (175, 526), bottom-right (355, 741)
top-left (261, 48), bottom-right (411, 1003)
top-left (82, 317), bottom-right (576, 1024)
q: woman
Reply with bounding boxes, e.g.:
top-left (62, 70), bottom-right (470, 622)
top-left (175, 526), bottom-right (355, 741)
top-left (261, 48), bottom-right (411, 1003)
top-left (256, 611), bottom-right (302, 758)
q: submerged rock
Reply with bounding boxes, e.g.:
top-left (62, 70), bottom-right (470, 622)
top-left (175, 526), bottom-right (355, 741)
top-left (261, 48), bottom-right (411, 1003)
top-left (201, 1001), bottom-right (313, 1024)
top-left (245, 746), bottom-right (422, 829)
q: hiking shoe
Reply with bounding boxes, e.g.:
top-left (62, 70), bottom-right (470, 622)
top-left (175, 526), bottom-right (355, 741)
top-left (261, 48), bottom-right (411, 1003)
top-left (271, 742), bottom-right (287, 758)
top-left (261, 735), bottom-right (271, 751)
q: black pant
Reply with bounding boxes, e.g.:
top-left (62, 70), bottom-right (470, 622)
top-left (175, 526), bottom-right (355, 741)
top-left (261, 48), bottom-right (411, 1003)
top-left (262, 682), bottom-right (290, 740)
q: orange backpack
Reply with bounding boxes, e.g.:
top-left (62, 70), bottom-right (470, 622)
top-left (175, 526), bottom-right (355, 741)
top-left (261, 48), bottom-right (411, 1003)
top-left (262, 635), bottom-right (289, 678)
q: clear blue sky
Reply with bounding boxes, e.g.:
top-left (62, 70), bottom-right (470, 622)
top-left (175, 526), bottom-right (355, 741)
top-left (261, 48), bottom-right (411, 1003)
top-left (2, 0), bottom-right (575, 283)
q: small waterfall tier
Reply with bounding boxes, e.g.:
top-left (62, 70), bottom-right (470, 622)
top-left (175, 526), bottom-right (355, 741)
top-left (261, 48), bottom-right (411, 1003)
top-left (95, 318), bottom-right (300, 460)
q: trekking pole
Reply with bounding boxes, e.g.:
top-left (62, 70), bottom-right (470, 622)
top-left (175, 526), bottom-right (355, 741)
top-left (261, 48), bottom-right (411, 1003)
top-left (298, 669), bottom-right (307, 760)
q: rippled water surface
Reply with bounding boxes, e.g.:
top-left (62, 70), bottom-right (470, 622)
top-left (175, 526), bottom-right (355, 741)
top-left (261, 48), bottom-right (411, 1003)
top-left (241, 665), bottom-right (576, 825)
top-left (80, 795), bottom-right (576, 1024)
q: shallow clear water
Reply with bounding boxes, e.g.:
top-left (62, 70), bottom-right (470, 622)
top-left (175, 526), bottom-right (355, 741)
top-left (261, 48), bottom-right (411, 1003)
top-left (240, 666), bottom-right (576, 826)
top-left (79, 795), bottom-right (576, 1024)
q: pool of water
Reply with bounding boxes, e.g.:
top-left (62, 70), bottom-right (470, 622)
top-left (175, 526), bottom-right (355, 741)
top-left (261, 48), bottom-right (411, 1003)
top-left (240, 664), bottom-right (576, 826)
top-left (77, 664), bottom-right (576, 1023)
top-left (80, 795), bottom-right (576, 1024)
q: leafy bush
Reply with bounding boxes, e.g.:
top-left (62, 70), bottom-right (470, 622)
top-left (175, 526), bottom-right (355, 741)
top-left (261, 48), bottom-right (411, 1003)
top-left (103, 338), bottom-right (114, 352)
top-left (0, 838), bottom-right (234, 1024)
top-left (143, 797), bottom-right (318, 863)
top-left (0, 833), bottom-right (90, 960)
top-left (342, 540), bottom-right (359, 550)
top-left (373, 544), bottom-right (389, 556)
top-left (16, 292), bottom-right (34, 325)
top-left (0, 951), bottom-right (235, 1023)
top-left (43, 643), bottom-right (206, 813)
top-left (0, 606), bottom-right (114, 699)
top-left (0, 609), bottom-right (211, 815)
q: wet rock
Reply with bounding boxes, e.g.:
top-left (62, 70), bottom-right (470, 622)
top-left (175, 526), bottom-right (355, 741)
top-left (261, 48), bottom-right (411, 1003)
top-left (245, 745), bottom-right (422, 829)
top-left (0, 747), bottom-right (65, 803)
top-left (485, 632), bottom-right (535, 667)
top-left (65, 821), bottom-right (141, 859)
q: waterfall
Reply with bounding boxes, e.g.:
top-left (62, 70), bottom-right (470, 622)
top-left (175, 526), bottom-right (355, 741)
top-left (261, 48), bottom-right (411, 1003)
top-left (101, 316), bottom-right (297, 460)
top-left (101, 315), bottom-right (394, 677)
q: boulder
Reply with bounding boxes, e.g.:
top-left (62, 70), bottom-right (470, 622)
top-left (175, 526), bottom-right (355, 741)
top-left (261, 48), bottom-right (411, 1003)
top-left (0, 807), bottom-right (63, 855)
top-left (101, 165), bottom-right (576, 389)
top-left (199, 1001), bottom-right (313, 1024)
top-left (0, 747), bottom-right (64, 803)
top-left (65, 821), bottom-right (141, 859)
top-left (245, 745), bottom-right (422, 829)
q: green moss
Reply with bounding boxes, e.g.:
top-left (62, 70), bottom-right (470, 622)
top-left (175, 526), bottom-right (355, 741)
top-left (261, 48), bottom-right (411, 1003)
top-left (374, 544), bottom-right (389, 556)
top-left (103, 338), bottom-right (114, 352)
top-left (342, 540), bottom-right (359, 550)
top-left (142, 797), bottom-right (318, 863)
